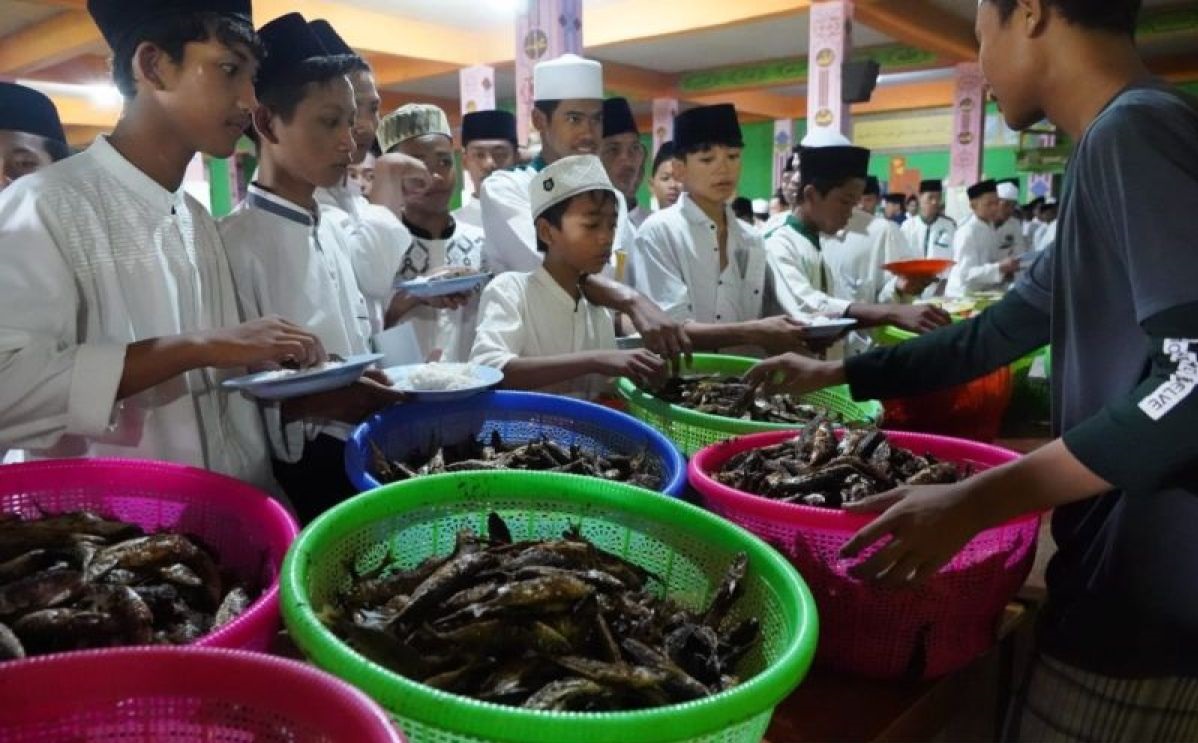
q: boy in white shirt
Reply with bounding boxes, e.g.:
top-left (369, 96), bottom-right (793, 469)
top-left (375, 103), bottom-right (485, 362)
top-left (220, 13), bottom-right (404, 521)
top-left (946, 179), bottom-right (1021, 297)
top-left (0, 0), bottom-right (329, 492)
top-left (472, 155), bottom-right (666, 400)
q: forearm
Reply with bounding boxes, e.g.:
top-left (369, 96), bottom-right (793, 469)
top-left (117, 334), bottom-right (207, 400)
top-left (844, 290), bottom-right (1048, 400)
top-left (683, 321), bottom-right (763, 352)
top-left (845, 303), bottom-right (893, 329)
top-left (384, 293), bottom-right (422, 329)
top-left (580, 273), bottom-right (640, 313)
top-left (499, 354), bottom-right (603, 391)
top-left (966, 439), bottom-right (1111, 526)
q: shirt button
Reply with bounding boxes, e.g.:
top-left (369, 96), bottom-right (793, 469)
top-left (718, 280), bottom-right (723, 286)
top-left (716, 314), bottom-right (722, 320)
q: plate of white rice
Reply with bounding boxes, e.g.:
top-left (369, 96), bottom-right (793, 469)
top-left (383, 362), bottom-right (504, 401)
top-left (221, 353), bottom-right (384, 400)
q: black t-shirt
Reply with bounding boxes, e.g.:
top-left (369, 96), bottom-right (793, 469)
top-left (1012, 81), bottom-right (1198, 677)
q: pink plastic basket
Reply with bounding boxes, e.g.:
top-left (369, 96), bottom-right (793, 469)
top-left (689, 430), bottom-right (1039, 679)
top-left (0, 458), bottom-right (298, 652)
top-left (0, 646), bottom-right (405, 742)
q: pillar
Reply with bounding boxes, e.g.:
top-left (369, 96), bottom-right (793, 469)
top-left (772, 119), bottom-right (794, 192)
top-left (948, 62), bottom-right (986, 187)
top-left (806, 0), bottom-right (854, 140)
top-left (515, 0), bottom-right (583, 147)
top-left (459, 65), bottom-right (497, 202)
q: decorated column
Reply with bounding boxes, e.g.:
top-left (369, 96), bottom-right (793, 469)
top-left (459, 65), bottom-right (497, 201)
top-left (948, 62), bottom-right (987, 187)
top-left (651, 98), bottom-right (677, 157)
top-left (772, 119), bottom-right (794, 191)
top-left (806, 0), bottom-right (854, 140)
top-left (515, 0), bottom-right (582, 146)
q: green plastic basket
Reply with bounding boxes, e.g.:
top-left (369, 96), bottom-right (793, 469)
top-left (281, 471), bottom-right (818, 743)
top-left (615, 354), bottom-right (882, 456)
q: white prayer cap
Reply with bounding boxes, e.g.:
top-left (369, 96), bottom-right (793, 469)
top-left (801, 128), bottom-right (852, 148)
top-left (534, 53), bottom-right (604, 101)
top-left (752, 198), bottom-right (769, 215)
top-left (997, 181), bottom-right (1020, 201)
top-left (377, 103), bottom-right (451, 153)
top-left (529, 154), bottom-right (616, 220)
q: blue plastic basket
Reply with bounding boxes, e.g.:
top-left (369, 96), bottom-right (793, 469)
top-left (345, 391), bottom-right (688, 497)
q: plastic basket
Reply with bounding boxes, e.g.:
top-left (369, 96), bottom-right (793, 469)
top-left (615, 354), bottom-right (882, 456)
top-left (282, 471), bottom-right (818, 743)
top-left (689, 431), bottom-right (1039, 680)
top-left (0, 646), bottom-right (404, 742)
top-left (1008, 346), bottom-right (1051, 421)
top-left (0, 458), bottom-right (298, 652)
top-left (345, 391), bottom-right (687, 497)
top-left (874, 327), bottom-right (1014, 442)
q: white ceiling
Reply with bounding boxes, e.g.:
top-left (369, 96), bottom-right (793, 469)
top-left (593, 13), bottom-right (894, 73)
top-left (340, 0), bottom-right (621, 31)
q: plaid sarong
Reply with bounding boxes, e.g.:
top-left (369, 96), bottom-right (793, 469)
top-left (1006, 653), bottom-right (1198, 742)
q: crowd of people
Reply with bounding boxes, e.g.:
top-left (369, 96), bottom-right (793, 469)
top-left (0, 1), bottom-right (1196, 738)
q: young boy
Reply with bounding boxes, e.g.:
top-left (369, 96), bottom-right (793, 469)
top-left (0, 0), bottom-right (328, 491)
top-left (882, 192), bottom-right (907, 225)
top-left (0, 82), bottom-right (69, 191)
top-left (632, 104), bottom-right (825, 355)
top-left (471, 155), bottom-right (665, 400)
top-left (946, 179), bottom-right (1020, 297)
top-left (307, 19), bottom-right (414, 337)
top-left (220, 13), bottom-right (403, 520)
top-left (600, 97), bottom-right (649, 227)
top-left (765, 137), bottom-right (947, 351)
top-left (648, 140), bottom-right (680, 213)
top-left (859, 175), bottom-right (881, 216)
top-left (748, 0), bottom-right (1198, 738)
top-left (455, 110), bottom-right (518, 230)
top-left (900, 179), bottom-right (957, 261)
top-left (375, 103), bottom-right (485, 363)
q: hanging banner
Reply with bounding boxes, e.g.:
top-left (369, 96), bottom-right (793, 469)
top-left (515, 0), bottom-right (582, 146)
top-left (949, 62), bottom-right (986, 187)
top-left (772, 119), bottom-right (794, 191)
top-left (651, 98), bottom-right (678, 160)
top-left (806, 0), bottom-right (853, 139)
top-left (459, 65), bottom-right (496, 115)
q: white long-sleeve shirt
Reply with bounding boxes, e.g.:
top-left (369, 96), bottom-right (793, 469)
top-left (994, 216), bottom-right (1028, 256)
top-left (316, 185), bottom-right (412, 335)
top-left (479, 158), bottom-right (632, 275)
top-left (901, 214), bottom-right (957, 260)
top-left (946, 215), bottom-right (1012, 297)
top-left (0, 136), bottom-right (273, 490)
top-left (394, 216), bottom-right (486, 362)
top-left (471, 267), bottom-right (617, 400)
top-left (631, 193), bottom-right (768, 325)
top-left (452, 195), bottom-right (483, 230)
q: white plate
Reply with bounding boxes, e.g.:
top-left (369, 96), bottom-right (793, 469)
top-left (383, 363), bottom-right (504, 402)
top-left (802, 317), bottom-right (859, 340)
top-left (222, 353), bottom-right (384, 401)
top-left (395, 272), bottom-right (491, 298)
top-left (616, 334), bottom-right (644, 350)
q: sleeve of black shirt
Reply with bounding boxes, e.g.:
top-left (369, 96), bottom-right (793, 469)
top-left (1063, 302), bottom-right (1198, 493)
top-left (844, 287), bottom-right (1050, 401)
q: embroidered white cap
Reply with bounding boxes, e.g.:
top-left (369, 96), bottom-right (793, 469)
top-left (529, 154), bottom-right (616, 219)
top-left (534, 53), bottom-right (604, 101)
top-left (377, 103), bottom-right (451, 154)
top-left (997, 181), bottom-right (1020, 201)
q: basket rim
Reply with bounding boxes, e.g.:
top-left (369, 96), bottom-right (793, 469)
top-left (0, 645), bottom-right (403, 741)
top-left (614, 353), bottom-right (882, 434)
top-left (0, 457), bottom-right (298, 651)
top-left (281, 471), bottom-right (818, 743)
top-left (688, 429), bottom-right (1039, 532)
top-left (344, 390), bottom-right (688, 496)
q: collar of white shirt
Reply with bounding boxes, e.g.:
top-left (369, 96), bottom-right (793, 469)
top-left (678, 192), bottom-right (732, 228)
top-left (531, 265), bottom-right (587, 312)
top-left (247, 183), bottom-right (320, 227)
top-left (90, 135), bottom-right (188, 215)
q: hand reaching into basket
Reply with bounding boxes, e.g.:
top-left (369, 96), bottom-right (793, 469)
top-left (839, 439), bottom-right (1111, 587)
top-left (743, 352), bottom-right (846, 396)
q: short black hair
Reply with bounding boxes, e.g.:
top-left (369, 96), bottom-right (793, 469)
top-left (249, 56), bottom-right (358, 142)
top-left (986, 0), bottom-right (1141, 36)
top-left (651, 140), bottom-right (676, 175)
top-left (675, 140), bottom-right (744, 159)
top-left (772, 187), bottom-right (788, 208)
top-left (43, 137), bottom-right (70, 162)
top-left (534, 189), bottom-right (618, 253)
top-left (534, 100), bottom-right (561, 119)
top-left (731, 197), bottom-right (753, 222)
top-left (799, 174), bottom-right (862, 198)
top-left (111, 12), bottom-right (264, 98)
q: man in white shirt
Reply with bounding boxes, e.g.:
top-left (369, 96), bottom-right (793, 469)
top-left (901, 179), bottom-right (957, 260)
top-left (994, 179), bottom-right (1029, 255)
top-left (946, 179), bottom-right (1020, 297)
top-left (0, 0), bottom-right (332, 493)
top-left (860, 175), bottom-right (881, 216)
top-left (766, 140), bottom-right (948, 353)
top-left (221, 13), bottom-right (404, 520)
top-left (634, 105), bottom-right (826, 355)
top-left (472, 155), bottom-right (664, 400)
top-left (0, 82), bottom-right (69, 192)
top-left (600, 97), bottom-right (649, 228)
top-left (376, 103), bottom-right (486, 363)
top-left (454, 110), bottom-right (518, 230)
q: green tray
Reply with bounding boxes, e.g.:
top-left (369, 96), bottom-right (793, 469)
top-left (282, 471), bottom-right (818, 743)
top-left (616, 354), bottom-right (882, 456)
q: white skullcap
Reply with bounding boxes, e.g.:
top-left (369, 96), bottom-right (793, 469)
top-left (529, 154), bottom-right (616, 219)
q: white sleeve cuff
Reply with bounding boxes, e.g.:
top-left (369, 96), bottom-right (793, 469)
top-left (823, 297), bottom-right (853, 316)
top-left (67, 343), bottom-right (127, 438)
